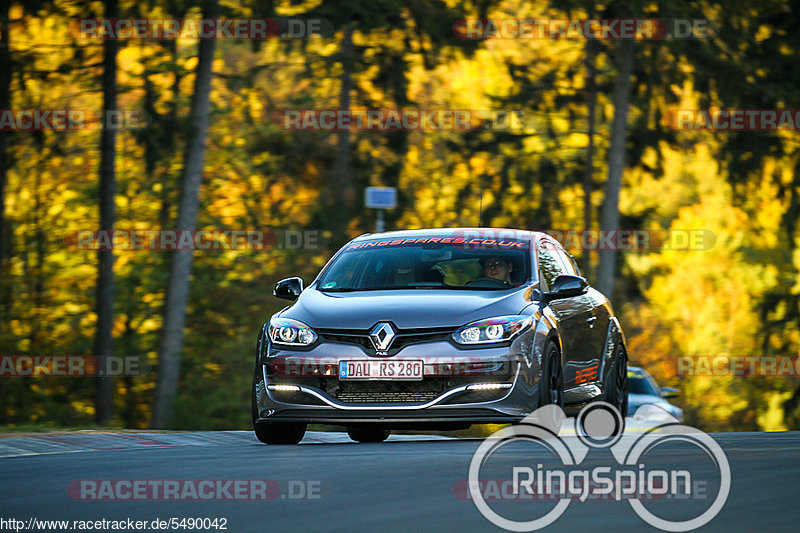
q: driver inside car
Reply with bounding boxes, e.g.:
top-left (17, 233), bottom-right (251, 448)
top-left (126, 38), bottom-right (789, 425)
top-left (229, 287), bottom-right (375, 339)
top-left (483, 256), bottom-right (513, 282)
top-left (467, 256), bottom-right (514, 286)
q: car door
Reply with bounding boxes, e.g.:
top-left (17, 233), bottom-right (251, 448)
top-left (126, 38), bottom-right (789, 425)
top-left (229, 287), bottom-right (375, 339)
top-left (537, 239), bottom-right (595, 391)
top-left (553, 243), bottom-right (609, 391)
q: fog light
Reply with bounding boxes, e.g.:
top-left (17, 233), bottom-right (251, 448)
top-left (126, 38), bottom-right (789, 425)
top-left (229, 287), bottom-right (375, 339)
top-left (466, 383), bottom-right (512, 391)
top-left (268, 384), bottom-right (301, 392)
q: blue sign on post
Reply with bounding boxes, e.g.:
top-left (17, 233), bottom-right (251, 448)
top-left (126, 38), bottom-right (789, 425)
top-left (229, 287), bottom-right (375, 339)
top-left (365, 187), bottom-right (396, 233)
top-left (364, 187), bottom-right (397, 209)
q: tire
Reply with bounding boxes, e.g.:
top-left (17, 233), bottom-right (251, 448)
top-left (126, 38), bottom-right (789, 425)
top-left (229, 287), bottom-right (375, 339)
top-left (538, 340), bottom-right (564, 409)
top-left (251, 368), bottom-right (262, 423)
top-left (251, 324), bottom-right (267, 423)
top-left (254, 421), bottom-right (307, 445)
top-left (347, 426), bottom-right (390, 443)
top-left (602, 343), bottom-right (629, 419)
top-left (252, 364), bottom-right (307, 445)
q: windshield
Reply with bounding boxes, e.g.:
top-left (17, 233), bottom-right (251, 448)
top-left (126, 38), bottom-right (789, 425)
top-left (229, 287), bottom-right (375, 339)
top-left (628, 370), bottom-right (661, 396)
top-left (318, 236), bottom-right (532, 291)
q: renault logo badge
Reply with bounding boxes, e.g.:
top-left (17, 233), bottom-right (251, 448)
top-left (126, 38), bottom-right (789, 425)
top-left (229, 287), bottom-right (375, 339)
top-left (369, 322), bottom-right (396, 352)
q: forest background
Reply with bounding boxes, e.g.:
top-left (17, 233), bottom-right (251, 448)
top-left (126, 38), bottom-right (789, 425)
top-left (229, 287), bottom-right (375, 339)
top-left (1, 0), bottom-right (799, 432)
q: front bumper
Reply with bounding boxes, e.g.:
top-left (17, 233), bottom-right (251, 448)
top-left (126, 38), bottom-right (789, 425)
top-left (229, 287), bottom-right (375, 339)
top-left (255, 338), bottom-right (542, 427)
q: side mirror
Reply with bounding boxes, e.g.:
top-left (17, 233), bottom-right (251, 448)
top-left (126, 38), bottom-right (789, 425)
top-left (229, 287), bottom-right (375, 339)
top-left (274, 277), bottom-right (303, 301)
top-left (660, 387), bottom-right (680, 399)
top-left (544, 274), bottom-right (588, 301)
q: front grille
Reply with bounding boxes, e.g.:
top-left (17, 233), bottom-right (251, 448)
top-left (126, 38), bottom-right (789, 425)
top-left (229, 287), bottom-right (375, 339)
top-left (320, 333), bottom-right (373, 351)
top-left (317, 327), bottom-right (455, 356)
top-left (325, 378), bottom-right (448, 404)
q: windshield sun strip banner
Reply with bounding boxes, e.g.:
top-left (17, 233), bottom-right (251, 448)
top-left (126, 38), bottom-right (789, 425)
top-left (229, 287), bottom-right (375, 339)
top-left (346, 237), bottom-right (530, 251)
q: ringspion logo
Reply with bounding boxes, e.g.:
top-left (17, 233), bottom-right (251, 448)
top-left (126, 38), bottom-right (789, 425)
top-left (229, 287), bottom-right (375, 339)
top-left (467, 403), bottom-right (730, 531)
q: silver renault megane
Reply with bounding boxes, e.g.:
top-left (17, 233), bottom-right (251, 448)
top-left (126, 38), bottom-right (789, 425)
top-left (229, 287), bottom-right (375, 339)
top-left (252, 228), bottom-right (628, 443)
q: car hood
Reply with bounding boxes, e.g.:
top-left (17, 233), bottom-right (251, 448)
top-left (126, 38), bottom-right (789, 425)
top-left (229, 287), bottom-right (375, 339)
top-left (278, 286), bottom-right (533, 330)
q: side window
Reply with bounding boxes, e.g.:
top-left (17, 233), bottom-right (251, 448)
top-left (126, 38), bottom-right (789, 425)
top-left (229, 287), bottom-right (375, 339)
top-left (536, 240), bottom-right (567, 290)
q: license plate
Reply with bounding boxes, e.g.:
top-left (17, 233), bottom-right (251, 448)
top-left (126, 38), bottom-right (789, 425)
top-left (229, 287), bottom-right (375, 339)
top-left (339, 360), bottom-right (424, 380)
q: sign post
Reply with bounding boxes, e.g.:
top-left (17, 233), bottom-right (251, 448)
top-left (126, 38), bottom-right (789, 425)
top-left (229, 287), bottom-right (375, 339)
top-left (364, 187), bottom-right (397, 233)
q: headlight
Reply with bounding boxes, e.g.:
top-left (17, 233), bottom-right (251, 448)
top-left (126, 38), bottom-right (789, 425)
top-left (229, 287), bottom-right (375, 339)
top-left (452, 315), bottom-right (532, 345)
top-left (268, 317), bottom-right (317, 346)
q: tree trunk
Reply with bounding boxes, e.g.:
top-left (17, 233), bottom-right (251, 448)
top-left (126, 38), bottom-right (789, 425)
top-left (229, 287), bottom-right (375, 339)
top-left (329, 25), bottom-right (354, 247)
top-left (93, 0), bottom-right (119, 425)
top-left (581, 38), bottom-right (598, 277)
top-left (151, 0), bottom-right (217, 429)
top-left (596, 39), bottom-right (635, 297)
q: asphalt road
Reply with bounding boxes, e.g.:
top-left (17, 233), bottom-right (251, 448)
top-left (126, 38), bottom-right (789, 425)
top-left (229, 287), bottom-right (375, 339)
top-left (0, 428), bottom-right (798, 532)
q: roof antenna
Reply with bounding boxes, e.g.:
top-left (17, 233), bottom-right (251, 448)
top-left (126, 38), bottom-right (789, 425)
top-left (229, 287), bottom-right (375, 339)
top-left (478, 193), bottom-right (484, 227)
